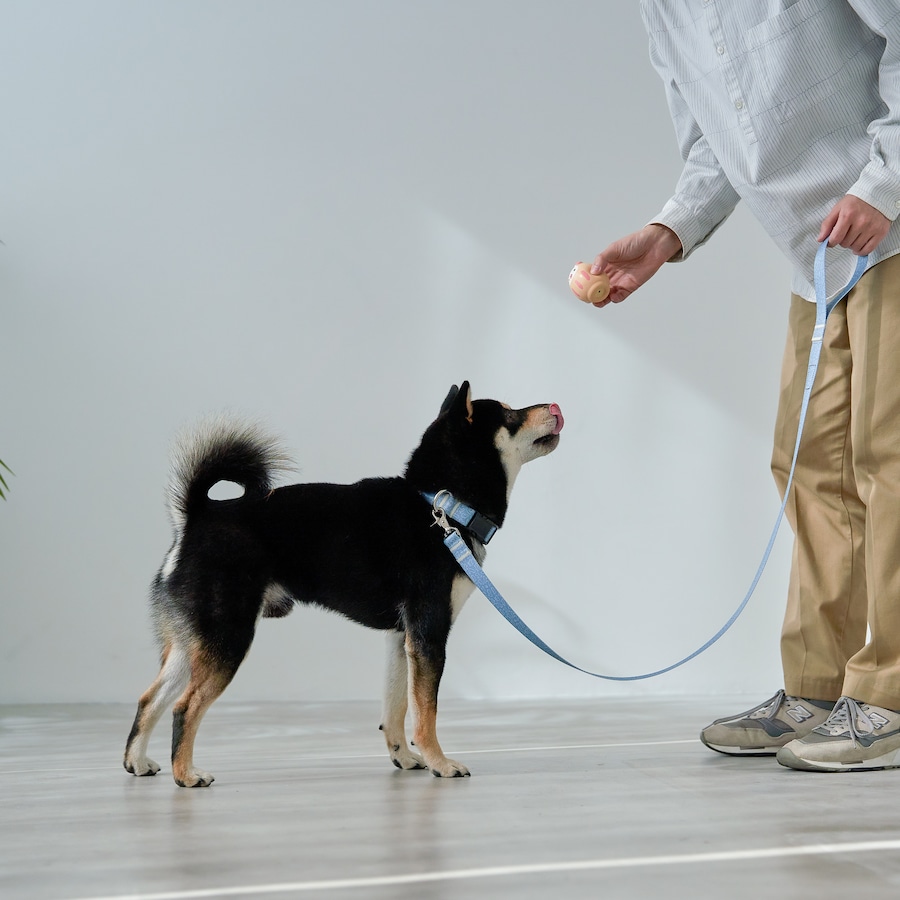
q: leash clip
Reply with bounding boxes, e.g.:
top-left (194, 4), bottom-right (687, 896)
top-left (430, 490), bottom-right (461, 537)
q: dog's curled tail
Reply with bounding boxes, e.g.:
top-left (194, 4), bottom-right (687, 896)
top-left (167, 416), bottom-right (295, 527)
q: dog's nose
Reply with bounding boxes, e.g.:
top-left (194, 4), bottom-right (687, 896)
top-left (549, 404), bottom-right (564, 434)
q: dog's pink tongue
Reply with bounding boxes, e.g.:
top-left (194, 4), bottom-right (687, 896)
top-left (550, 403), bottom-right (564, 434)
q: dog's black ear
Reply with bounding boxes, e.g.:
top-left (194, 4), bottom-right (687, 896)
top-left (440, 385), bottom-right (460, 416)
top-left (439, 382), bottom-right (473, 421)
top-left (453, 381), bottom-right (474, 422)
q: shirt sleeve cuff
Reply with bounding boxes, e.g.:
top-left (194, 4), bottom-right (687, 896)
top-left (648, 197), bottom-right (733, 262)
top-left (848, 162), bottom-right (900, 221)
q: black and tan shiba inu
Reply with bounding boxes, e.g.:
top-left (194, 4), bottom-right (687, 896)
top-left (124, 382), bottom-right (563, 786)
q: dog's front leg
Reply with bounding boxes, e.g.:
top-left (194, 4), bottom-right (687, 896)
top-left (380, 630), bottom-right (425, 770)
top-left (406, 633), bottom-right (470, 778)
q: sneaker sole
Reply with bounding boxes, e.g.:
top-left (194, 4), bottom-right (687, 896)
top-left (700, 737), bottom-right (780, 757)
top-left (777, 746), bottom-right (900, 772)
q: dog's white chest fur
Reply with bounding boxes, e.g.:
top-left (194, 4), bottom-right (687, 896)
top-left (450, 539), bottom-right (485, 623)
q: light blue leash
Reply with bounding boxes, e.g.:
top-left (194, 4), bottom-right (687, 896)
top-left (431, 241), bottom-right (868, 681)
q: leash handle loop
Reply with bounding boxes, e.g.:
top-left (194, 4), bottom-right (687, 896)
top-left (446, 241), bottom-right (867, 681)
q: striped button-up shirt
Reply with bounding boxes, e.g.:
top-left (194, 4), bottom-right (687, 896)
top-left (640, 0), bottom-right (900, 299)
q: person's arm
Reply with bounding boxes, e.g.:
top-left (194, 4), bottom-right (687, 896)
top-left (820, 2), bottom-right (900, 255)
top-left (590, 29), bottom-right (739, 307)
top-left (643, 29), bottom-right (741, 262)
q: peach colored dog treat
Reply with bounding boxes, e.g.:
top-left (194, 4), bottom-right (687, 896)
top-left (568, 262), bottom-right (610, 304)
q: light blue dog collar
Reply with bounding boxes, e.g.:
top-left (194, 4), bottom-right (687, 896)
top-left (420, 490), bottom-right (499, 545)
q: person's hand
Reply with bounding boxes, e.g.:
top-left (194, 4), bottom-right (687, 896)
top-left (818, 195), bottom-right (891, 256)
top-left (590, 224), bottom-right (682, 308)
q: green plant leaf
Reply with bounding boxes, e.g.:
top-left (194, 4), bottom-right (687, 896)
top-left (0, 459), bottom-right (13, 500)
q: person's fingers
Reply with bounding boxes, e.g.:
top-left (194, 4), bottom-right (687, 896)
top-left (859, 233), bottom-right (881, 256)
top-left (817, 208), bottom-right (839, 244)
top-left (819, 197), bottom-right (890, 255)
top-left (592, 246), bottom-right (623, 274)
top-left (827, 215), bottom-right (850, 248)
top-left (841, 227), bottom-right (863, 252)
top-left (592, 285), bottom-right (628, 307)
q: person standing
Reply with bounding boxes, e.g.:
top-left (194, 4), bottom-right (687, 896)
top-left (591, 2), bottom-right (900, 771)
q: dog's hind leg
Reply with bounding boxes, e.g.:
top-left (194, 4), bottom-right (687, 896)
top-left (380, 630), bottom-right (425, 771)
top-left (124, 640), bottom-right (191, 777)
top-left (170, 642), bottom-right (243, 787)
top-left (406, 631), bottom-right (470, 778)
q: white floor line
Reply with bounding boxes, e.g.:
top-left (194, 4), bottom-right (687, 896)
top-left (71, 839), bottom-right (900, 900)
top-left (0, 739), bottom-right (699, 775)
top-left (457, 738), bottom-right (699, 755)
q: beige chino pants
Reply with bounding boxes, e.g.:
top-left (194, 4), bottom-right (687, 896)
top-left (773, 253), bottom-right (900, 710)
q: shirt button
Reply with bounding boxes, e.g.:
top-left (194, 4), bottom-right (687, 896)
top-left (895, 199), bottom-right (900, 209)
top-left (735, 98), bottom-right (745, 110)
top-left (716, 45), bottom-right (725, 55)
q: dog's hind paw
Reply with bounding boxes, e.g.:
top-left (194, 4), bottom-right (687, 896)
top-left (391, 747), bottom-right (427, 770)
top-left (124, 756), bottom-right (161, 777)
top-left (429, 756), bottom-right (470, 778)
top-left (174, 768), bottom-right (215, 788)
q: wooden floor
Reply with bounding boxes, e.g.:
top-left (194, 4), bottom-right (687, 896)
top-left (4, 697), bottom-right (900, 899)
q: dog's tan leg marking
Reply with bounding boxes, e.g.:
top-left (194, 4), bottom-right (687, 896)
top-left (124, 641), bottom-right (190, 777)
top-left (380, 631), bottom-right (425, 770)
top-left (170, 646), bottom-right (232, 787)
top-left (406, 634), bottom-right (469, 778)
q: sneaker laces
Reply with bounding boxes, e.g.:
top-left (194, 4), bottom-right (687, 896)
top-left (751, 690), bottom-right (810, 720)
top-left (815, 697), bottom-right (875, 741)
top-left (744, 690), bottom-right (786, 719)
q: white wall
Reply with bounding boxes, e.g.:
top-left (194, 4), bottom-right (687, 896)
top-left (0, 1), bottom-right (794, 704)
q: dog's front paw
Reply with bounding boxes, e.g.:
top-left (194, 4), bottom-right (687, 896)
top-left (124, 755), bottom-right (161, 777)
top-left (174, 768), bottom-right (215, 788)
top-left (391, 747), bottom-right (426, 770)
top-left (429, 756), bottom-right (470, 778)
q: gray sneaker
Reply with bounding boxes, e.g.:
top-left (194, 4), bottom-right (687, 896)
top-left (700, 690), bottom-right (835, 756)
top-left (776, 696), bottom-right (900, 772)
